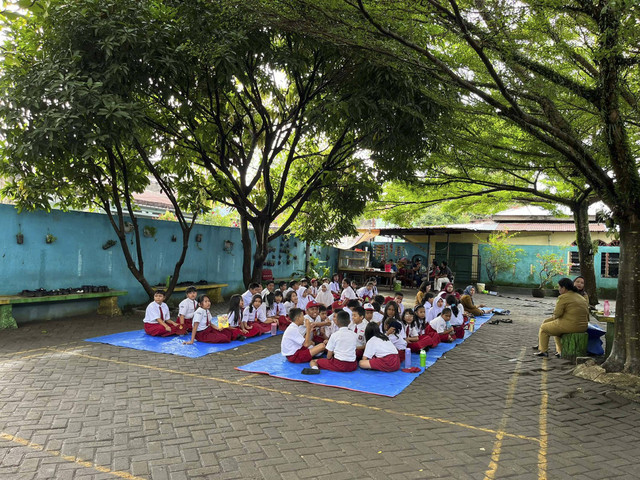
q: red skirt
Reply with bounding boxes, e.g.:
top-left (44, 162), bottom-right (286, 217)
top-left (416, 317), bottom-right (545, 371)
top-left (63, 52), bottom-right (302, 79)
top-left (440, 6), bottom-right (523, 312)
top-left (278, 315), bottom-right (291, 331)
top-left (181, 318), bottom-right (193, 331)
top-left (316, 357), bottom-right (357, 372)
top-left (453, 325), bottom-right (465, 339)
top-left (250, 321), bottom-right (272, 334)
top-left (286, 347), bottom-right (312, 363)
top-left (230, 324), bottom-right (261, 338)
top-left (369, 354), bottom-right (401, 372)
top-left (195, 326), bottom-right (233, 343)
top-left (144, 322), bottom-right (184, 337)
top-left (408, 335), bottom-right (437, 353)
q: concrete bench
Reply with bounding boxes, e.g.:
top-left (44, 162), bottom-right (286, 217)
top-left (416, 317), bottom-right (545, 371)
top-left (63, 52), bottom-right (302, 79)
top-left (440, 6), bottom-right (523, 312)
top-left (0, 290), bottom-right (128, 329)
top-left (166, 284), bottom-right (228, 304)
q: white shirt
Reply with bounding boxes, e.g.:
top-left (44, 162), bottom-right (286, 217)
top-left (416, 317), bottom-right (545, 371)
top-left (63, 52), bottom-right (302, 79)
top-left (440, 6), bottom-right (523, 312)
top-left (178, 298), bottom-right (198, 320)
top-left (324, 321), bottom-right (339, 339)
top-left (283, 301), bottom-right (296, 316)
top-left (348, 319), bottom-right (369, 348)
top-left (405, 324), bottom-right (420, 338)
top-left (227, 311), bottom-right (239, 327)
top-left (357, 287), bottom-right (374, 300)
top-left (363, 336), bottom-right (398, 359)
top-left (241, 290), bottom-right (254, 306)
top-left (309, 286), bottom-right (318, 297)
top-left (269, 302), bottom-right (286, 317)
top-left (281, 322), bottom-right (306, 356)
top-left (396, 302), bottom-right (405, 316)
top-left (372, 311), bottom-right (384, 324)
top-left (242, 306), bottom-right (266, 324)
top-left (430, 315), bottom-right (448, 334)
top-left (329, 281), bottom-right (341, 293)
top-left (340, 286), bottom-right (357, 301)
top-left (144, 302), bottom-right (170, 324)
top-left (388, 326), bottom-right (407, 351)
top-left (326, 327), bottom-right (357, 362)
top-left (449, 305), bottom-right (465, 326)
top-left (298, 295), bottom-right (312, 311)
top-left (192, 307), bottom-right (213, 332)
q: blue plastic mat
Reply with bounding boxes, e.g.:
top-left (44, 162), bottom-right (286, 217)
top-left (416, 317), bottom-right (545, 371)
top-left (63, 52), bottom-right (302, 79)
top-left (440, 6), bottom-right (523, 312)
top-left (85, 329), bottom-right (281, 358)
top-left (236, 313), bottom-right (495, 396)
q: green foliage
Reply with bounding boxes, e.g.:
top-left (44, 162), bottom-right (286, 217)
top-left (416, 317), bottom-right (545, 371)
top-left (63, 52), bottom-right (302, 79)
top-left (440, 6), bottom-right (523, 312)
top-left (535, 252), bottom-right (568, 289)
top-left (483, 232), bottom-right (524, 284)
top-left (197, 207), bottom-right (240, 228)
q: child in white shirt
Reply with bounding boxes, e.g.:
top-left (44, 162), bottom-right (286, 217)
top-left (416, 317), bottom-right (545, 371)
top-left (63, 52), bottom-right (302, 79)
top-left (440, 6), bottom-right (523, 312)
top-left (281, 308), bottom-right (326, 363)
top-left (178, 286), bottom-right (198, 331)
top-left (310, 311), bottom-right (358, 372)
top-left (429, 308), bottom-right (456, 343)
top-left (144, 290), bottom-right (184, 336)
top-left (183, 295), bottom-right (245, 344)
top-left (359, 322), bottom-right (400, 372)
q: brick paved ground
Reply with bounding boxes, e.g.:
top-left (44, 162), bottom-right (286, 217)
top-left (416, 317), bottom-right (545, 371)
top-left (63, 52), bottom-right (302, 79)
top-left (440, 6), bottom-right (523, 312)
top-left (1, 290), bottom-right (638, 479)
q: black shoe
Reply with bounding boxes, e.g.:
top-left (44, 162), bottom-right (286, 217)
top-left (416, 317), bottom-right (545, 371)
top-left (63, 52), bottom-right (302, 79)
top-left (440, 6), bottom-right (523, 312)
top-left (533, 351), bottom-right (548, 357)
top-left (554, 352), bottom-right (561, 358)
top-left (301, 368), bottom-right (320, 375)
top-left (501, 319), bottom-right (513, 323)
top-left (236, 335), bottom-right (246, 341)
top-left (532, 345), bottom-right (539, 350)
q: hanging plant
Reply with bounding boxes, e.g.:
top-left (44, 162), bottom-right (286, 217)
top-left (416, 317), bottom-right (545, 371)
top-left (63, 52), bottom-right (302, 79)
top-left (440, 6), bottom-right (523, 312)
top-left (16, 224), bottom-right (24, 245)
top-left (45, 233), bottom-right (57, 244)
top-left (124, 221), bottom-right (134, 233)
top-left (102, 239), bottom-right (117, 250)
top-left (195, 233), bottom-right (203, 242)
top-left (171, 235), bottom-right (177, 242)
top-left (143, 226), bottom-right (156, 238)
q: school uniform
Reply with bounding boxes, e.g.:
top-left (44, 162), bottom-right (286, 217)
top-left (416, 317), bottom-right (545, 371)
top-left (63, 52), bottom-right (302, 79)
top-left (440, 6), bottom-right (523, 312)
top-left (324, 321), bottom-right (340, 339)
top-left (356, 287), bottom-right (374, 302)
top-left (270, 302), bottom-right (290, 330)
top-left (178, 297), bottom-right (198, 331)
top-left (315, 289), bottom-right (334, 308)
top-left (309, 285), bottom-right (318, 297)
top-left (304, 314), bottom-right (326, 344)
top-left (426, 303), bottom-right (445, 322)
top-left (316, 327), bottom-right (358, 372)
top-left (192, 307), bottom-right (237, 343)
top-left (283, 301), bottom-right (296, 316)
top-left (243, 306), bottom-right (271, 334)
top-left (429, 315), bottom-right (455, 342)
top-left (406, 322), bottom-right (438, 352)
top-left (387, 328), bottom-right (407, 361)
top-left (349, 319), bottom-right (369, 360)
top-left (329, 281), bottom-right (341, 294)
top-left (298, 294), bottom-right (313, 311)
top-left (144, 301), bottom-right (184, 336)
top-left (396, 302), bottom-right (405, 316)
top-left (362, 337), bottom-right (400, 372)
top-left (241, 290), bottom-right (254, 307)
top-left (449, 305), bottom-right (467, 339)
top-left (281, 322), bottom-right (312, 363)
top-left (228, 310), bottom-right (261, 338)
top-left (371, 311), bottom-right (384, 324)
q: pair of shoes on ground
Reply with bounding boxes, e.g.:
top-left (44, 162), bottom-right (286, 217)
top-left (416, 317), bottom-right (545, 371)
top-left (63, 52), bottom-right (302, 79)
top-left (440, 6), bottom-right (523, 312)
top-left (236, 335), bottom-right (247, 341)
top-left (488, 318), bottom-right (513, 325)
top-left (532, 349), bottom-right (561, 358)
top-left (301, 367), bottom-right (320, 375)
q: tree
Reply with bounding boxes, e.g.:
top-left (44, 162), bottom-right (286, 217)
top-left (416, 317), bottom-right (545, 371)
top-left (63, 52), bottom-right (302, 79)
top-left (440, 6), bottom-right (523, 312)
top-left (483, 232), bottom-right (524, 285)
top-left (266, 0), bottom-right (640, 373)
top-left (0, 0), bottom-right (204, 299)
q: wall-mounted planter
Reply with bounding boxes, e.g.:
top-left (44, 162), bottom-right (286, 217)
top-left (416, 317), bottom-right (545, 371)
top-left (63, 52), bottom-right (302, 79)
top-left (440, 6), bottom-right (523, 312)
top-left (45, 233), bottom-right (57, 244)
top-left (16, 233), bottom-right (24, 245)
top-left (143, 226), bottom-right (156, 238)
top-left (102, 239), bottom-right (117, 250)
top-left (195, 233), bottom-right (203, 243)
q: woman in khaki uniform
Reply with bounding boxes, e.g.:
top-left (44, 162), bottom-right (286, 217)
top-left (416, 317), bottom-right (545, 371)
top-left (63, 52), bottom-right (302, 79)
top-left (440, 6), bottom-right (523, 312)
top-left (534, 278), bottom-right (589, 357)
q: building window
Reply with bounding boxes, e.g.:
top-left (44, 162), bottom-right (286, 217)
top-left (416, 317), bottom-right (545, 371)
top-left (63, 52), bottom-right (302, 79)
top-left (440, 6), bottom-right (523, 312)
top-left (601, 252), bottom-right (619, 278)
top-left (569, 251), bottom-right (580, 274)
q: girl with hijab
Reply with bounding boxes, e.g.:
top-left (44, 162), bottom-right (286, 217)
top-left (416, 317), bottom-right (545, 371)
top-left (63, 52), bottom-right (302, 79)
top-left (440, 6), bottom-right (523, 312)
top-left (460, 285), bottom-right (493, 317)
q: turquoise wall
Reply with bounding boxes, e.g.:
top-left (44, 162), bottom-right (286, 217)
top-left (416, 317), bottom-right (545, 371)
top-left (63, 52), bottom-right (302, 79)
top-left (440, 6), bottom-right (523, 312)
top-left (0, 204), bottom-right (338, 321)
top-left (477, 243), bottom-right (619, 291)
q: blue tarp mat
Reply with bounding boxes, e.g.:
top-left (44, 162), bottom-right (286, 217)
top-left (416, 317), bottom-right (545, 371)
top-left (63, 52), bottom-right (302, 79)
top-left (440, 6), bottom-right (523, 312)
top-left (236, 313), bottom-right (495, 397)
top-left (85, 329), bottom-right (282, 358)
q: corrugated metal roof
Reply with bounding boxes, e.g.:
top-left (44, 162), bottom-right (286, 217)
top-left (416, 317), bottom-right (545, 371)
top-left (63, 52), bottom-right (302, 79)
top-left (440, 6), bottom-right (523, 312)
top-left (496, 223), bottom-right (607, 232)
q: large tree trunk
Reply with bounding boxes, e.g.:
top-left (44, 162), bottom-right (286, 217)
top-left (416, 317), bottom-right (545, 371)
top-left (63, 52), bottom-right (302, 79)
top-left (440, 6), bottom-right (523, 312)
top-left (251, 221), bottom-right (270, 283)
top-left (602, 214), bottom-right (640, 375)
top-left (573, 201), bottom-right (598, 306)
top-left (240, 217), bottom-right (253, 287)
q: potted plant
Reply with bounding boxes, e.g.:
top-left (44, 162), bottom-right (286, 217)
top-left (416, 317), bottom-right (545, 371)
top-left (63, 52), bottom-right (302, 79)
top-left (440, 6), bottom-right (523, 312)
top-left (482, 232), bottom-right (524, 291)
top-left (533, 252), bottom-right (567, 297)
top-left (16, 224), bottom-right (24, 245)
top-left (45, 232), bottom-right (57, 244)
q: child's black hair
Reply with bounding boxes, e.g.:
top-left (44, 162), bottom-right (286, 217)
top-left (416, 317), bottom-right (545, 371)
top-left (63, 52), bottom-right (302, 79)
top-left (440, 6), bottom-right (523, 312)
top-left (352, 306), bottom-right (366, 318)
top-left (248, 282), bottom-right (260, 290)
top-left (371, 301), bottom-right (381, 312)
top-left (384, 318), bottom-right (403, 338)
top-left (248, 294), bottom-right (262, 313)
top-left (289, 308), bottom-right (304, 322)
top-left (285, 290), bottom-right (297, 303)
top-left (289, 279), bottom-right (299, 288)
top-left (395, 292), bottom-right (404, 298)
top-left (402, 308), bottom-right (417, 328)
top-left (185, 286), bottom-right (198, 294)
top-left (374, 294), bottom-right (385, 305)
top-left (318, 304), bottom-right (327, 313)
top-left (382, 301), bottom-right (401, 323)
top-left (196, 294), bottom-right (210, 306)
top-left (365, 321), bottom-right (389, 342)
top-left (413, 304), bottom-right (426, 330)
top-left (336, 310), bottom-right (350, 327)
top-left (227, 294), bottom-right (242, 323)
top-left (274, 289), bottom-right (284, 300)
top-left (445, 294), bottom-right (459, 317)
top-left (346, 299), bottom-right (360, 309)
top-left (441, 307), bottom-right (452, 316)
top-left (154, 289), bottom-right (166, 296)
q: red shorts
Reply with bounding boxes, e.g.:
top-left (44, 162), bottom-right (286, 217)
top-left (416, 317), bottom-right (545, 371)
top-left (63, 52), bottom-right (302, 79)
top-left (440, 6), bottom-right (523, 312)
top-left (369, 354), bottom-right (401, 372)
top-left (144, 322), bottom-right (184, 337)
top-left (286, 347), bottom-right (312, 363)
top-left (316, 357), bottom-right (357, 372)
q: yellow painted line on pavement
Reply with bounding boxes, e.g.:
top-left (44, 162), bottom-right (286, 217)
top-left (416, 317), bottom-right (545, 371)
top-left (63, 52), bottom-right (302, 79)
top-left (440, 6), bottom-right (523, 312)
top-left (538, 359), bottom-right (549, 479)
top-left (48, 348), bottom-right (540, 443)
top-left (484, 347), bottom-right (527, 480)
top-left (237, 373), bottom-right (261, 382)
top-left (0, 342), bottom-right (81, 358)
top-left (0, 432), bottom-right (146, 480)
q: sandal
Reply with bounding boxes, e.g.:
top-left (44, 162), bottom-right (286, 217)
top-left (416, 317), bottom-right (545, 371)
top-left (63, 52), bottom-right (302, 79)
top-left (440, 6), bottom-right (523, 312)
top-left (488, 319), bottom-right (500, 325)
top-left (500, 319), bottom-right (513, 324)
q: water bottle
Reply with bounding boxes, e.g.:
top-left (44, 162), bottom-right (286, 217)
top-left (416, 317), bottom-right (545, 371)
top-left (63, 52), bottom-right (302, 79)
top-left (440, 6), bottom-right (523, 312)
top-left (270, 322), bottom-right (277, 336)
top-left (603, 300), bottom-right (610, 317)
top-left (419, 349), bottom-right (426, 368)
top-left (469, 318), bottom-right (475, 332)
top-left (404, 348), bottom-right (411, 368)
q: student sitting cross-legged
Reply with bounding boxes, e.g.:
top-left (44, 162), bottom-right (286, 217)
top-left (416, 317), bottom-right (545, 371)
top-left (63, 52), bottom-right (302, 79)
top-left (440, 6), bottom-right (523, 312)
top-left (183, 295), bottom-right (246, 344)
top-left (310, 311), bottom-right (358, 372)
top-left (143, 290), bottom-right (186, 336)
top-left (281, 308), bottom-right (326, 363)
top-left (359, 322), bottom-right (401, 372)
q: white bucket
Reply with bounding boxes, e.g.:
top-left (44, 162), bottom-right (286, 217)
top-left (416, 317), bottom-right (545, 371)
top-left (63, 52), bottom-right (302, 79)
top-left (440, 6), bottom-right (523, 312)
top-left (476, 283), bottom-right (485, 292)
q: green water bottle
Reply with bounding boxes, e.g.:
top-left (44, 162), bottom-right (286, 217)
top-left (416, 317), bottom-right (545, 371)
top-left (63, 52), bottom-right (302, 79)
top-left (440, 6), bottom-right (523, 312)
top-left (419, 349), bottom-right (426, 368)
